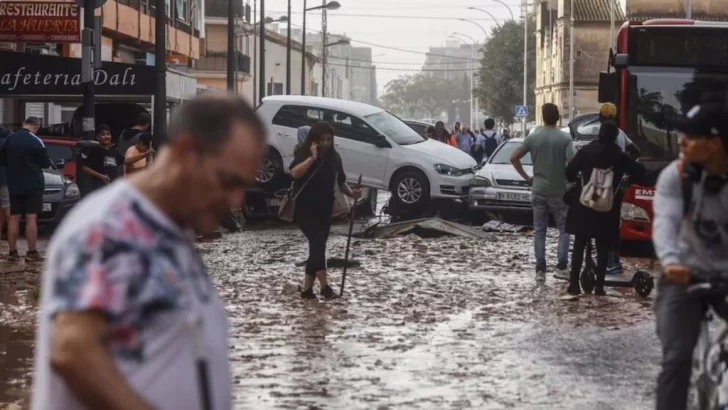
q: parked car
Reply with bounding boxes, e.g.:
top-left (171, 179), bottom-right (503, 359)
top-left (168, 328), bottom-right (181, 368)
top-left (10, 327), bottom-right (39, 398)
top-left (256, 96), bottom-right (477, 210)
top-left (32, 168), bottom-right (81, 226)
top-left (40, 136), bottom-right (81, 180)
top-left (468, 138), bottom-right (533, 216)
top-left (403, 119), bottom-right (433, 138)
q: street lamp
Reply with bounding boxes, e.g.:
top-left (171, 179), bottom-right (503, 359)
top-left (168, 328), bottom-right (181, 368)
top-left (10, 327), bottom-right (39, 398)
top-left (466, 8), bottom-right (501, 30)
top-left (450, 34), bottom-right (478, 128)
top-left (481, 0), bottom-right (514, 20)
top-left (458, 18), bottom-right (489, 39)
top-left (253, 15), bottom-right (288, 104)
top-left (301, 1), bottom-right (342, 95)
top-left (321, 38), bottom-right (350, 97)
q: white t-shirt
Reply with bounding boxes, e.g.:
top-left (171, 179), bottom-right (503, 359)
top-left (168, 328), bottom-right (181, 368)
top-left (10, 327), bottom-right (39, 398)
top-left (616, 129), bottom-right (633, 153)
top-left (32, 181), bottom-right (231, 410)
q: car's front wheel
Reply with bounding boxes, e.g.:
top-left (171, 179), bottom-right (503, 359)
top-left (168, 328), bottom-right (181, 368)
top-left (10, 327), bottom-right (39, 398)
top-left (391, 170), bottom-right (430, 210)
top-left (257, 150), bottom-right (283, 187)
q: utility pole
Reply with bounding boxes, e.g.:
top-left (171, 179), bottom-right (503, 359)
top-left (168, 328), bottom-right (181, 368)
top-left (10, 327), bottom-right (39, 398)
top-left (258, 0), bottom-right (265, 104)
top-left (522, 0), bottom-right (527, 135)
top-left (154, 0), bottom-right (167, 140)
top-left (81, 0), bottom-right (95, 142)
top-left (253, 0), bottom-right (257, 103)
top-left (686, 0), bottom-right (692, 18)
top-left (285, 0), bottom-right (291, 94)
top-left (610, 0), bottom-right (615, 51)
top-left (568, 0), bottom-right (575, 120)
top-left (301, 0), bottom-right (307, 95)
top-left (322, 0), bottom-right (328, 97)
top-left (227, 0), bottom-right (235, 90)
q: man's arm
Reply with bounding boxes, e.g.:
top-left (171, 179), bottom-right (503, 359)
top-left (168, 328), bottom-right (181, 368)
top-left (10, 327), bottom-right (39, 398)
top-left (510, 142), bottom-right (532, 183)
top-left (652, 161), bottom-right (684, 267)
top-left (32, 138), bottom-right (52, 169)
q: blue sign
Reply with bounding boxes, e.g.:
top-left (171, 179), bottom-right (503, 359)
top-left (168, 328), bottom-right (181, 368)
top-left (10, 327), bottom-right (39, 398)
top-left (515, 105), bottom-right (529, 118)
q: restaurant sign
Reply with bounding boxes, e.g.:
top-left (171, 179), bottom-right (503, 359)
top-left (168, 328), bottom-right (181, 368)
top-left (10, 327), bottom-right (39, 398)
top-left (0, 1), bottom-right (80, 43)
top-left (0, 51), bottom-right (156, 95)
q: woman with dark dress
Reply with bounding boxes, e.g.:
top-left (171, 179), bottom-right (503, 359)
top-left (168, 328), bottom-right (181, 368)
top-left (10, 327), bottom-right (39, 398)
top-left (564, 121), bottom-right (645, 296)
top-left (290, 121), bottom-right (361, 300)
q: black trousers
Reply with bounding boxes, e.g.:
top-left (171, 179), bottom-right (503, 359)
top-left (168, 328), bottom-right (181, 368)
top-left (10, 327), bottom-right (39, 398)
top-left (295, 205), bottom-right (332, 276)
top-left (569, 235), bottom-right (609, 287)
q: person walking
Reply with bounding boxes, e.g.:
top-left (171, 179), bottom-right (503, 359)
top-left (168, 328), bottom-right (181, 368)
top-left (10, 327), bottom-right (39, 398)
top-left (31, 93), bottom-right (266, 410)
top-left (1, 117), bottom-right (50, 262)
top-left (511, 104), bottom-right (575, 280)
top-left (455, 125), bottom-right (473, 153)
top-left (564, 121), bottom-right (645, 296)
top-left (290, 121), bottom-right (361, 300)
top-left (433, 121), bottom-right (456, 146)
top-left (482, 119), bottom-right (502, 159)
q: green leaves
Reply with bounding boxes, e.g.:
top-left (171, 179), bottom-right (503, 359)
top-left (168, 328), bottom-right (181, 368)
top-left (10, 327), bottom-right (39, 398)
top-left (381, 73), bottom-right (462, 119)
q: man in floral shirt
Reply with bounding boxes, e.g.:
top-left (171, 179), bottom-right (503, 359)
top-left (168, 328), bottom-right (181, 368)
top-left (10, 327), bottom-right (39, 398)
top-left (31, 93), bottom-right (266, 410)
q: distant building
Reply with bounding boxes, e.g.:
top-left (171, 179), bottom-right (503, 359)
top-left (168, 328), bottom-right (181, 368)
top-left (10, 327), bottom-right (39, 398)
top-left (422, 41), bottom-right (479, 82)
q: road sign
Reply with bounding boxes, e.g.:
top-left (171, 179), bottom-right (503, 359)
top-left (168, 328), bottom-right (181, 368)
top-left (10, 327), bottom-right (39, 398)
top-left (515, 105), bottom-right (528, 118)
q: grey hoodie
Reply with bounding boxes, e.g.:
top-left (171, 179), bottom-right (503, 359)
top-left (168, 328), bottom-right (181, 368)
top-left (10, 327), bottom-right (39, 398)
top-left (652, 161), bottom-right (728, 277)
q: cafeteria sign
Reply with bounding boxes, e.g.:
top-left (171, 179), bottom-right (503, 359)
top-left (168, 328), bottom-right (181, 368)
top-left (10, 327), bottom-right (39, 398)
top-left (0, 51), bottom-right (156, 95)
top-left (0, 1), bottom-right (80, 42)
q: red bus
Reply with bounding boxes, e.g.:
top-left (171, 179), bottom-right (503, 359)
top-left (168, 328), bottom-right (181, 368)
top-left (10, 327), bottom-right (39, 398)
top-left (598, 19), bottom-right (728, 242)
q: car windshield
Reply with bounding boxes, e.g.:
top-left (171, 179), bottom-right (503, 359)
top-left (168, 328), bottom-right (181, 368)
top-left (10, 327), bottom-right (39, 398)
top-left (364, 111), bottom-right (426, 145)
top-left (490, 141), bottom-right (532, 165)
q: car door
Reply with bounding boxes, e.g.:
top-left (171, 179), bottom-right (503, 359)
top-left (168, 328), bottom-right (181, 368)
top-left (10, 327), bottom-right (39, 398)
top-left (324, 109), bottom-right (389, 188)
top-left (270, 105), bottom-right (322, 169)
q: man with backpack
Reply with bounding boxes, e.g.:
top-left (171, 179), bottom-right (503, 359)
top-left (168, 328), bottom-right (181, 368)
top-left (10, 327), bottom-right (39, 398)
top-left (481, 119), bottom-right (502, 158)
top-left (652, 103), bottom-right (728, 410)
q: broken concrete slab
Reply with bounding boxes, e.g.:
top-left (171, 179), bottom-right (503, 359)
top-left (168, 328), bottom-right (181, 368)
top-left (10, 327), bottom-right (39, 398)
top-left (481, 220), bottom-right (532, 233)
top-left (359, 217), bottom-right (495, 240)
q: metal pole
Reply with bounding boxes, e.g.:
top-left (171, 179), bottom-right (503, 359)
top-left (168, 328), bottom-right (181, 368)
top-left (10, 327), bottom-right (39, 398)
top-left (258, 0), bottom-right (265, 104)
top-left (569, 0), bottom-right (575, 120)
top-left (322, 2), bottom-right (328, 97)
top-left (522, 0), bottom-right (527, 135)
top-left (253, 0), bottom-right (257, 104)
top-left (301, 0), bottom-right (307, 95)
top-left (610, 0), bottom-right (615, 51)
top-left (286, 0), bottom-right (291, 94)
top-left (686, 0), bottom-right (692, 18)
top-left (226, 0), bottom-right (235, 90)
top-left (154, 0), bottom-right (167, 141)
top-left (469, 44), bottom-right (474, 128)
top-left (81, 0), bottom-right (95, 142)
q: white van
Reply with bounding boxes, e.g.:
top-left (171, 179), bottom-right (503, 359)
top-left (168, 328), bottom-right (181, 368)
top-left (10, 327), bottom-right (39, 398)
top-left (256, 96), bottom-right (478, 209)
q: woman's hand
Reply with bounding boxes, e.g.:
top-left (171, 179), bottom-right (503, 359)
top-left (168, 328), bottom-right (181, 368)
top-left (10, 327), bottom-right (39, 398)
top-left (310, 143), bottom-right (319, 159)
top-left (349, 188), bottom-right (362, 199)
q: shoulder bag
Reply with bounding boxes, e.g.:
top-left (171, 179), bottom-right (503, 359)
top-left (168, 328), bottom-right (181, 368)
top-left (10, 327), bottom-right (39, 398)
top-left (278, 160), bottom-right (323, 222)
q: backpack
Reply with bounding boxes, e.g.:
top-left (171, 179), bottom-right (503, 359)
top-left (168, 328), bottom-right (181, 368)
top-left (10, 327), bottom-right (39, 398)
top-left (677, 159), bottom-right (700, 217)
top-left (580, 167), bottom-right (615, 212)
top-left (483, 131), bottom-right (499, 157)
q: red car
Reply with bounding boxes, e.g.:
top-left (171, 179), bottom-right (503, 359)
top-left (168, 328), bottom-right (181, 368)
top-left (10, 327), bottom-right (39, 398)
top-left (40, 136), bottom-right (81, 181)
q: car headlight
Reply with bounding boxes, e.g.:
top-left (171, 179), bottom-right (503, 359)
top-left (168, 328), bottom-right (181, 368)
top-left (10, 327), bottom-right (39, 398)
top-left (65, 183), bottom-right (80, 199)
top-left (471, 176), bottom-right (492, 187)
top-left (621, 202), bottom-right (650, 222)
top-left (434, 163), bottom-right (464, 176)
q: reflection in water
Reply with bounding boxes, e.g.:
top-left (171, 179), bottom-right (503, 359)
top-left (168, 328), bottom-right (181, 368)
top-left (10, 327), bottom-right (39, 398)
top-left (0, 325), bottom-right (34, 408)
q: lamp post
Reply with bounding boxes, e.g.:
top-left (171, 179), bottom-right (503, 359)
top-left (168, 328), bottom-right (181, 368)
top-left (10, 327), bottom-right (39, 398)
top-left (301, 1), bottom-right (341, 95)
top-left (257, 15), bottom-right (287, 105)
top-left (322, 38), bottom-right (350, 98)
top-left (450, 33), bottom-right (477, 128)
top-left (522, 0), bottom-right (528, 135)
top-left (466, 8), bottom-right (501, 29)
top-left (487, 0), bottom-right (515, 20)
top-left (458, 18), bottom-right (489, 39)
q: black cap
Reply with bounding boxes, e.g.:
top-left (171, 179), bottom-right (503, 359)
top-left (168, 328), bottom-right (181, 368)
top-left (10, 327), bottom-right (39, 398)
top-left (671, 103), bottom-right (728, 137)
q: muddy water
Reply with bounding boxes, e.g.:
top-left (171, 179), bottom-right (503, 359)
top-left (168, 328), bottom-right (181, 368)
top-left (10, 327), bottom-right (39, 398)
top-left (207, 224), bottom-right (660, 410)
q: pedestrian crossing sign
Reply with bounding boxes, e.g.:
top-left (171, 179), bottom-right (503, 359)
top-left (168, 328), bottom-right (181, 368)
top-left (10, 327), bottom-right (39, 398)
top-left (515, 105), bottom-right (528, 118)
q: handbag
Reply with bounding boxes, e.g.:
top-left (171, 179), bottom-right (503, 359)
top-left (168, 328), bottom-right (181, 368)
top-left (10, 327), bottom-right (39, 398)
top-left (332, 177), bottom-right (352, 218)
top-left (277, 161), bottom-right (323, 222)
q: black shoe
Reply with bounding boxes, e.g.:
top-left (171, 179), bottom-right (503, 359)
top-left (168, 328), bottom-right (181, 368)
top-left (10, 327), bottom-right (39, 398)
top-left (300, 286), bottom-right (316, 300)
top-left (320, 285), bottom-right (339, 300)
top-left (25, 250), bottom-right (44, 263)
top-left (595, 286), bottom-right (606, 296)
top-left (567, 283), bottom-right (581, 296)
top-left (7, 250), bottom-right (19, 262)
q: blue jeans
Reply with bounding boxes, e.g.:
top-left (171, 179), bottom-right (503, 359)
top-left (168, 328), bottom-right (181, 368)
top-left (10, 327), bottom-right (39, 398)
top-left (532, 194), bottom-right (570, 272)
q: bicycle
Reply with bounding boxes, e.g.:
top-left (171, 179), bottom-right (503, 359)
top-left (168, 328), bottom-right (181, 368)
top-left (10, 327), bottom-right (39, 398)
top-left (687, 275), bottom-right (728, 410)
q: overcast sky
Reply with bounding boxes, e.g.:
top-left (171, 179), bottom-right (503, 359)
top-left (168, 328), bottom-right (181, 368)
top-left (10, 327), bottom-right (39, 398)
top-left (257, 0), bottom-right (524, 94)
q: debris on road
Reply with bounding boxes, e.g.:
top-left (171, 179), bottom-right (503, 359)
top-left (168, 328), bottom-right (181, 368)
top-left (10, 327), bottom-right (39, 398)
top-left (359, 217), bottom-right (495, 240)
top-left (295, 257), bottom-right (361, 268)
top-left (481, 220), bottom-right (532, 233)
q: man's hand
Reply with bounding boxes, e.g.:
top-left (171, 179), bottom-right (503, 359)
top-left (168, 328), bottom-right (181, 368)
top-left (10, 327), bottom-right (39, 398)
top-left (100, 175), bottom-right (111, 184)
top-left (525, 176), bottom-right (533, 185)
top-left (664, 264), bottom-right (691, 286)
top-left (349, 188), bottom-right (362, 199)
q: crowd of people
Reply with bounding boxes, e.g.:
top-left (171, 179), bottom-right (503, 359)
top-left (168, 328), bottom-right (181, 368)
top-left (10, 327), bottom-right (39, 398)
top-left (4, 90), bottom-right (725, 410)
top-left (426, 119), bottom-right (511, 164)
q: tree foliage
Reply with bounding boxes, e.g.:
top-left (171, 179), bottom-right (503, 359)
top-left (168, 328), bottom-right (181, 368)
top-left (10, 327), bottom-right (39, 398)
top-left (474, 18), bottom-right (536, 125)
top-left (381, 73), bottom-right (461, 119)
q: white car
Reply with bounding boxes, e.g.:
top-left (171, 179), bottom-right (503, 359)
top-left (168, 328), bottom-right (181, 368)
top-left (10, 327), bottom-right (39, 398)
top-left (256, 96), bottom-right (478, 209)
top-left (468, 138), bottom-right (533, 214)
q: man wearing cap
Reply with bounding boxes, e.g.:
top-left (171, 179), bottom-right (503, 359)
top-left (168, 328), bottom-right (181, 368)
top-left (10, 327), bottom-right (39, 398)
top-left (652, 103), bottom-right (728, 410)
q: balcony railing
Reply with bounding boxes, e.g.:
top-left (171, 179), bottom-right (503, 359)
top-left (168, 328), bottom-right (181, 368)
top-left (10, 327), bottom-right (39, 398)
top-left (196, 51), bottom-right (250, 74)
top-left (116, 0), bottom-right (201, 38)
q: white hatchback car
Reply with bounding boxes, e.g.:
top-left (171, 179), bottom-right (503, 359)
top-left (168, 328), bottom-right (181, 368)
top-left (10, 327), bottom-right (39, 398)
top-left (256, 96), bottom-right (478, 209)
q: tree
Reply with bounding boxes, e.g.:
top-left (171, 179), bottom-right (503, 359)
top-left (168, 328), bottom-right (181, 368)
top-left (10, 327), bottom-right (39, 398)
top-left (381, 75), bottom-right (419, 118)
top-left (380, 74), bottom-right (460, 120)
top-left (474, 18), bottom-right (536, 125)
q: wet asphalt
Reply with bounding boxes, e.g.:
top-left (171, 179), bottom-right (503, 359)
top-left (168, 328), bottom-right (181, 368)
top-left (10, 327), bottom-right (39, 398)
top-left (0, 217), bottom-right (661, 410)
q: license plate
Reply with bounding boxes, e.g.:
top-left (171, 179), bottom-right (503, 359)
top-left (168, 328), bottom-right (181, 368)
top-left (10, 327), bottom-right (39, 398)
top-left (42, 203), bottom-right (52, 212)
top-left (497, 192), bottom-right (530, 202)
top-left (266, 198), bottom-right (281, 207)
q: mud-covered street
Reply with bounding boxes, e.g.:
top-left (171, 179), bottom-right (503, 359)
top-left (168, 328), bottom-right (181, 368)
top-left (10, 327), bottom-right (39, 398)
top-left (0, 218), bottom-right (661, 410)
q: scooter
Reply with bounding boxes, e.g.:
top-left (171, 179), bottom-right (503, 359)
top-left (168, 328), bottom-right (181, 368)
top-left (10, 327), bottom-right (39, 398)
top-left (554, 239), bottom-right (655, 297)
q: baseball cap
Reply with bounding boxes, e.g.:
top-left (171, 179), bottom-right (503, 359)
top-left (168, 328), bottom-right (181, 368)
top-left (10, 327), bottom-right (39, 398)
top-left (599, 103), bottom-right (618, 119)
top-left (671, 103), bottom-right (728, 138)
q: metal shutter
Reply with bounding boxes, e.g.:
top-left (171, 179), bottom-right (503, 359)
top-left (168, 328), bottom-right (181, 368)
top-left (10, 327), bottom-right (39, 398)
top-left (25, 102), bottom-right (45, 125)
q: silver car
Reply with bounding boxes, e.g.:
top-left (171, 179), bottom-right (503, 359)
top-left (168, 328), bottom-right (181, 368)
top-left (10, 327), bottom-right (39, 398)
top-left (468, 138), bottom-right (533, 214)
top-left (34, 169), bottom-right (81, 226)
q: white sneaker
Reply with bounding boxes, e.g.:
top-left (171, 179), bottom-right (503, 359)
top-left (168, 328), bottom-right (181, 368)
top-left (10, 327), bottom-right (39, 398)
top-left (536, 271), bottom-right (546, 282)
top-left (555, 266), bottom-right (569, 277)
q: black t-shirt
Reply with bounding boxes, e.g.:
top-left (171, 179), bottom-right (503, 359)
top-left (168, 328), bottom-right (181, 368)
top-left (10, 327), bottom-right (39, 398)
top-left (84, 145), bottom-right (124, 189)
top-left (289, 148), bottom-right (346, 211)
